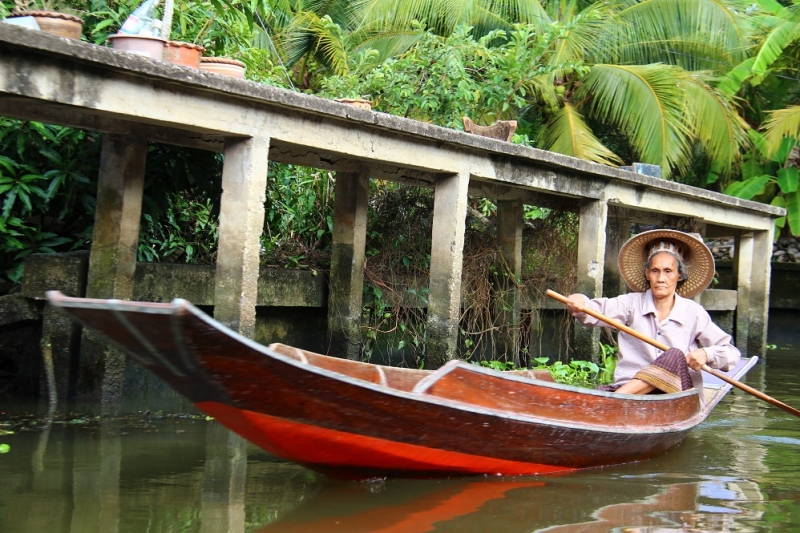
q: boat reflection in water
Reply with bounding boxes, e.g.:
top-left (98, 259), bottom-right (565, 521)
top-left (256, 474), bottom-right (764, 533)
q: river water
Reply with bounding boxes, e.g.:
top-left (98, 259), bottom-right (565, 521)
top-left (2, 325), bottom-right (800, 532)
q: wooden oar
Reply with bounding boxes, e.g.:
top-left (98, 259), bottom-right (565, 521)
top-left (546, 289), bottom-right (800, 418)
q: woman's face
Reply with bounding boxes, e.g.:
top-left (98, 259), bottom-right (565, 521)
top-left (646, 252), bottom-right (680, 300)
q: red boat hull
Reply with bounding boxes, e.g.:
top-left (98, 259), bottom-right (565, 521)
top-left (199, 401), bottom-right (575, 478)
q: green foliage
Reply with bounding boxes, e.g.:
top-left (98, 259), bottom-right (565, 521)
top-left (724, 132), bottom-right (799, 237)
top-left (261, 164), bottom-right (334, 269)
top-left (0, 119), bottom-right (100, 289)
top-left (319, 25), bottom-right (561, 130)
top-left (477, 359), bottom-right (523, 372)
top-left (138, 195), bottom-right (218, 263)
top-left (0, 443), bottom-right (9, 454)
top-left (475, 341), bottom-right (617, 388)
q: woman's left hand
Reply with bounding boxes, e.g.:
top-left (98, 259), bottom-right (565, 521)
top-left (686, 348), bottom-right (708, 371)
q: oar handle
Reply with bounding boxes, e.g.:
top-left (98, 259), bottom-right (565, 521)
top-left (546, 289), bottom-right (800, 419)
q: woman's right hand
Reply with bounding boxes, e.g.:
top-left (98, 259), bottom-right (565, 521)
top-left (564, 294), bottom-right (587, 317)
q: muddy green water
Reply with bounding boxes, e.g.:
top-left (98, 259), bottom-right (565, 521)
top-left (2, 339), bottom-right (799, 532)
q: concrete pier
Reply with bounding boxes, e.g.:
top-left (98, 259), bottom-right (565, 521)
top-left (0, 23), bottom-right (785, 391)
top-left (328, 170), bottom-right (370, 360)
top-left (427, 171), bottom-right (471, 367)
top-left (214, 136), bottom-right (270, 338)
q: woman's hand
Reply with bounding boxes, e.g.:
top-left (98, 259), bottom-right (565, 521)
top-left (564, 294), bottom-right (587, 317)
top-left (686, 348), bottom-right (708, 371)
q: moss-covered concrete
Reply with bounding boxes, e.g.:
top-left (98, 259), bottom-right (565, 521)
top-left (21, 250), bottom-right (89, 299)
top-left (133, 263), bottom-right (327, 307)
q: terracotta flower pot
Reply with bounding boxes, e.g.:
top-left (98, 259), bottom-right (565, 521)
top-left (107, 34), bottom-right (166, 60)
top-left (163, 41), bottom-right (205, 68)
top-left (7, 10), bottom-right (83, 40)
top-left (199, 57), bottom-right (246, 79)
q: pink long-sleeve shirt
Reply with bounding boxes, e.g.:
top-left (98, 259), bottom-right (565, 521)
top-left (575, 290), bottom-right (740, 390)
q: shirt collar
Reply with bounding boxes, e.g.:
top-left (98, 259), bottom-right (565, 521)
top-left (642, 289), bottom-right (688, 324)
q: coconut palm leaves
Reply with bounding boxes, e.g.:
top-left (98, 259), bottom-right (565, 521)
top-left (609, 0), bottom-right (754, 70)
top-left (539, 103), bottom-right (623, 166)
top-left (578, 64), bottom-right (692, 175)
top-left (351, 0), bottom-right (552, 37)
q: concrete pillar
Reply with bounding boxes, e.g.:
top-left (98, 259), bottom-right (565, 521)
top-left (86, 134), bottom-right (146, 299)
top-left (603, 209), bottom-right (630, 297)
top-left (82, 134), bottom-right (146, 412)
top-left (574, 200), bottom-right (608, 360)
top-left (328, 170), bottom-right (369, 360)
top-left (736, 229), bottom-right (773, 357)
top-left (496, 199), bottom-right (523, 365)
top-left (425, 170), bottom-right (470, 368)
top-left (214, 135), bottom-right (270, 338)
top-left (734, 233), bottom-right (753, 355)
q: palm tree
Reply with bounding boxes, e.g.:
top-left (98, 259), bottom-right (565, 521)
top-left (338, 0), bottom-right (755, 178)
top-left (532, 0), bottom-right (753, 178)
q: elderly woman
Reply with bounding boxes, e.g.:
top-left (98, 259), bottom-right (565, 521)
top-left (565, 229), bottom-right (740, 395)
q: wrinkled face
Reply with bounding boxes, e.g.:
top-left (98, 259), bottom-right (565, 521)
top-left (645, 252), bottom-right (680, 299)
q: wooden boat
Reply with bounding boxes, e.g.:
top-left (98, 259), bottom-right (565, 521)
top-left (47, 291), bottom-right (757, 479)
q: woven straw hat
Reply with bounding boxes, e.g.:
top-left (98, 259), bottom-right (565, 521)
top-left (618, 229), bottom-right (715, 298)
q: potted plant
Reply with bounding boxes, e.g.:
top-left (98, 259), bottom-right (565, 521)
top-left (4, 0), bottom-right (83, 40)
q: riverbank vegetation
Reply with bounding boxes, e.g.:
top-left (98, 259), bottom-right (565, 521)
top-left (1, 0), bottom-right (798, 364)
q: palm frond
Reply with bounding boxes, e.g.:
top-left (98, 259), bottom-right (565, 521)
top-left (539, 103), bottom-right (623, 166)
top-left (680, 72), bottom-right (750, 177)
top-left (762, 106), bottom-right (800, 158)
top-left (350, 0), bottom-right (550, 37)
top-left (716, 56), bottom-right (757, 94)
top-left (576, 63), bottom-right (693, 178)
top-left (348, 25), bottom-right (426, 65)
top-left (547, 3), bottom-right (610, 67)
top-left (303, 0), bottom-right (354, 28)
top-left (612, 0), bottom-right (755, 70)
top-left (282, 11), bottom-right (350, 73)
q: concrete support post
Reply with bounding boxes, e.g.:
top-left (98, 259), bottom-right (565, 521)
top-left (214, 135), bottom-right (270, 338)
top-left (86, 134), bottom-right (146, 299)
top-left (574, 200), bottom-right (608, 360)
top-left (426, 170), bottom-right (470, 368)
top-left (734, 233), bottom-right (753, 356)
top-left (748, 229), bottom-right (773, 356)
top-left (82, 134), bottom-right (146, 412)
top-left (496, 199), bottom-right (523, 365)
top-left (603, 209), bottom-right (630, 298)
top-left (328, 170), bottom-right (369, 360)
